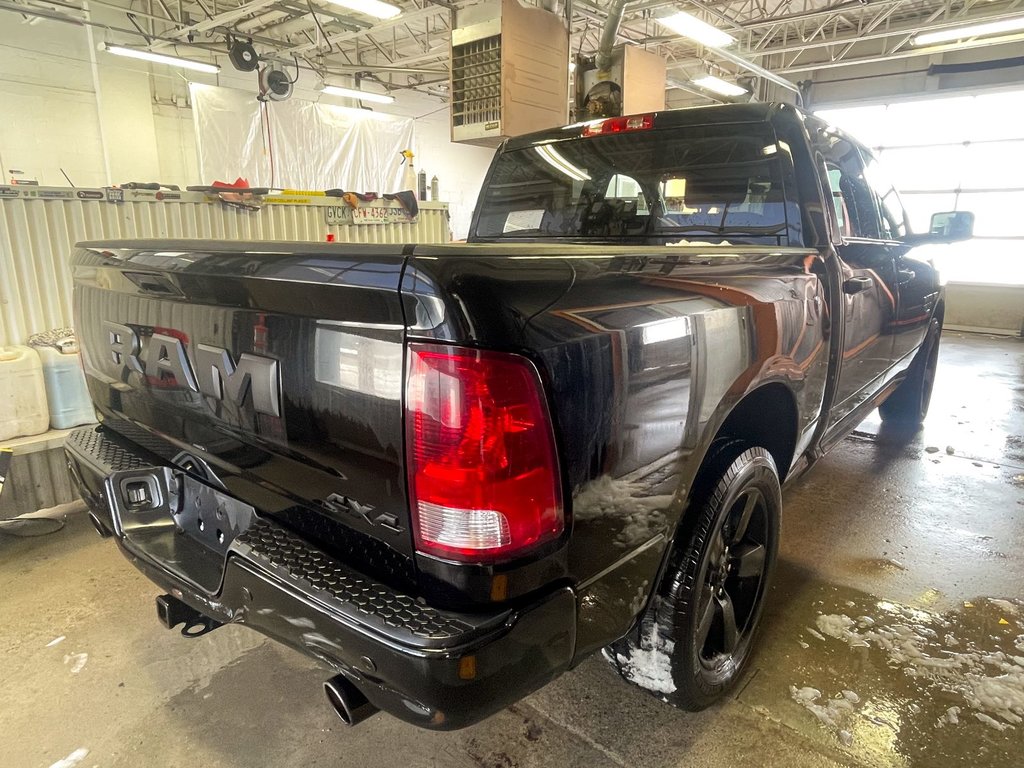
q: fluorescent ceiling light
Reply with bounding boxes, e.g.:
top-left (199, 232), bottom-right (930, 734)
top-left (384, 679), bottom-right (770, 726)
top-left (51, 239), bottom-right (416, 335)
top-left (912, 17), bottom-right (1024, 45)
top-left (324, 0), bottom-right (401, 19)
top-left (322, 84), bottom-right (395, 104)
top-left (692, 75), bottom-right (748, 97)
top-left (657, 11), bottom-right (734, 48)
top-left (535, 144), bottom-right (590, 182)
top-left (104, 44), bottom-right (220, 73)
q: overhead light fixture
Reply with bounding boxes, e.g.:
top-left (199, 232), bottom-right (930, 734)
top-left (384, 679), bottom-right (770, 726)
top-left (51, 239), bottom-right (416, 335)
top-left (692, 75), bottom-right (748, 97)
top-left (656, 11), bottom-right (734, 49)
top-left (535, 144), bottom-right (590, 182)
top-left (912, 16), bottom-right (1024, 46)
top-left (322, 84), bottom-right (395, 104)
top-left (324, 0), bottom-right (401, 19)
top-left (103, 44), bottom-right (220, 73)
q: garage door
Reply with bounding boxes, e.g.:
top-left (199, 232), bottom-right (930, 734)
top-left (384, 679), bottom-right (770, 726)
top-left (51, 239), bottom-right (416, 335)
top-left (818, 88), bottom-right (1024, 288)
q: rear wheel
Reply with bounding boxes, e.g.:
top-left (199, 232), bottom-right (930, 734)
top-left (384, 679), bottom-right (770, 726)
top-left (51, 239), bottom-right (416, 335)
top-left (879, 317), bottom-right (941, 428)
top-left (611, 444), bottom-right (780, 710)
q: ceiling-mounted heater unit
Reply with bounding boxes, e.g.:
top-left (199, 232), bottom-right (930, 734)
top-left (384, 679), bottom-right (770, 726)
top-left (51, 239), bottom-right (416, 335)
top-left (450, 0), bottom-right (569, 146)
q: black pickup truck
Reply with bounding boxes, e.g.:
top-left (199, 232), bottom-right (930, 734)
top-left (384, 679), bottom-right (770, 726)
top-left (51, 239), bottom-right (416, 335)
top-left (65, 103), bottom-right (970, 730)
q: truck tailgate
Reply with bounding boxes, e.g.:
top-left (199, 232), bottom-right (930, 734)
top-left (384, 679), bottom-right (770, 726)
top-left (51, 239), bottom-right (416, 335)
top-left (72, 240), bottom-right (415, 587)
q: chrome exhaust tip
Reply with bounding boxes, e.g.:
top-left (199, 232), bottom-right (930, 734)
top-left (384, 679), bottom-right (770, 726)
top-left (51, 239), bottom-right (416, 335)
top-left (324, 674), bottom-right (379, 726)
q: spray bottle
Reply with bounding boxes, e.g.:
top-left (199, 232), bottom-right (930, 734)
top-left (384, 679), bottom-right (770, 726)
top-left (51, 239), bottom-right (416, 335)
top-left (400, 150), bottom-right (417, 196)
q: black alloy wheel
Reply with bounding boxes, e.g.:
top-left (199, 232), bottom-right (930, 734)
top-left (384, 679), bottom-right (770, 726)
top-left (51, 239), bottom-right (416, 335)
top-left (695, 485), bottom-right (770, 671)
top-left (880, 316), bottom-right (942, 428)
top-left (610, 443), bottom-right (781, 711)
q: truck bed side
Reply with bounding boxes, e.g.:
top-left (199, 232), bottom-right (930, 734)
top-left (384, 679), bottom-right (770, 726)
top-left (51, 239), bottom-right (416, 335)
top-left (405, 243), bottom-right (828, 654)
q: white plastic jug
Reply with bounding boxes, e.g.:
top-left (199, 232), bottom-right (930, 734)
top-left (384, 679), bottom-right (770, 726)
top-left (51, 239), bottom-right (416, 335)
top-left (0, 346), bottom-right (50, 441)
top-left (35, 344), bottom-right (95, 430)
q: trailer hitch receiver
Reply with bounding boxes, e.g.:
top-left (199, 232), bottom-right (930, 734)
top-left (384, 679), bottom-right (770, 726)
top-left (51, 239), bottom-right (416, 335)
top-left (156, 593), bottom-right (222, 637)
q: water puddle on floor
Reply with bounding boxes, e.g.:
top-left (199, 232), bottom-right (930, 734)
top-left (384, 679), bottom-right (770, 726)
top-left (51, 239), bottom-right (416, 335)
top-left (743, 571), bottom-right (1024, 766)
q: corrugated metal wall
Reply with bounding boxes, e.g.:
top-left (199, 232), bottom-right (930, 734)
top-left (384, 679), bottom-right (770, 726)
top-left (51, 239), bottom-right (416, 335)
top-left (0, 187), bottom-right (449, 516)
top-left (0, 437), bottom-right (77, 519)
top-left (0, 187), bottom-right (450, 346)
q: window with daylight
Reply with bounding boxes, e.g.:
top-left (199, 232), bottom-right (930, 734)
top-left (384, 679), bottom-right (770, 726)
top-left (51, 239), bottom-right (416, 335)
top-left (817, 89), bottom-right (1024, 286)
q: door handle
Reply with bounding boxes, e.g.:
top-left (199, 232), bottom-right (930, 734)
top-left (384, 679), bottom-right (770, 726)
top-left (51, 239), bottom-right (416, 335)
top-left (898, 269), bottom-right (916, 284)
top-left (843, 276), bottom-right (874, 295)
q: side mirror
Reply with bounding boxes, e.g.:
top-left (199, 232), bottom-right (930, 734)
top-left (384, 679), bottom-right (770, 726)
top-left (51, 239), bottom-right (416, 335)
top-left (928, 211), bottom-right (974, 242)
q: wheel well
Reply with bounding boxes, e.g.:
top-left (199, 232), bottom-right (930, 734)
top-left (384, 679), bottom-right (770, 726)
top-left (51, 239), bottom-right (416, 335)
top-left (714, 384), bottom-right (799, 482)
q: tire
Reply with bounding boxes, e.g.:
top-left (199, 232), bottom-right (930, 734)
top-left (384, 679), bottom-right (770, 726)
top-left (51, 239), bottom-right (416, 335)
top-left (879, 317), bottom-right (941, 428)
top-left (610, 443), bottom-right (781, 710)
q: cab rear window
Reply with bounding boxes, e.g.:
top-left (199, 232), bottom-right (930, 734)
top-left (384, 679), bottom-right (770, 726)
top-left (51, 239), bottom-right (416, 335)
top-left (475, 123), bottom-right (800, 245)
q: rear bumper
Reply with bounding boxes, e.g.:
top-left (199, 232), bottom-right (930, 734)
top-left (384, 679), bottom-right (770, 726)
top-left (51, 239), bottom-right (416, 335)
top-left (65, 426), bottom-right (576, 730)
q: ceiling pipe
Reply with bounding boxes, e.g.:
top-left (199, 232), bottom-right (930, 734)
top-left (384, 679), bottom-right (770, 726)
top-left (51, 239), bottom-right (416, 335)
top-left (0, 0), bottom-right (317, 55)
top-left (265, 55), bottom-right (447, 74)
top-left (595, 0), bottom-right (629, 71)
top-left (777, 31), bottom-right (1024, 74)
top-left (0, 0), bottom-right (291, 58)
top-left (0, 3), bottom-right (445, 81)
top-left (86, 0), bottom-right (171, 24)
top-left (328, 65), bottom-right (449, 74)
top-left (710, 45), bottom-right (800, 94)
top-left (280, 6), bottom-right (446, 57)
top-left (0, 0), bottom-right (183, 42)
top-left (741, 9), bottom-right (1024, 58)
top-left (236, 2), bottom-right (366, 37)
top-left (157, 0), bottom-right (280, 41)
top-left (235, 9), bottom-right (291, 33)
top-left (249, 15), bottom-right (320, 37)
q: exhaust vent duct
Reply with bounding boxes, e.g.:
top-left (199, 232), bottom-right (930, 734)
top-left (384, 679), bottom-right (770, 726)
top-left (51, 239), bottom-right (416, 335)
top-left (575, 44), bottom-right (665, 120)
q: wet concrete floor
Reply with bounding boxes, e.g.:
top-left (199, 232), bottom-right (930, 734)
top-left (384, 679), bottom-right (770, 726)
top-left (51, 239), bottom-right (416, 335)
top-left (1, 331), bottom-right (1022, 768)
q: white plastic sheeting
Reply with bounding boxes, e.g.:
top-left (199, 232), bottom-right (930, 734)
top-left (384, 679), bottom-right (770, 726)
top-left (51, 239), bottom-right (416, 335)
top-left (190, 83), bottom-right (414, 192)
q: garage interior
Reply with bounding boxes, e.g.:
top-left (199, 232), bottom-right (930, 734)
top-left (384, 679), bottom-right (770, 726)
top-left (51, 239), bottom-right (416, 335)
top-left (1, 0), bottom-right (1023, 764)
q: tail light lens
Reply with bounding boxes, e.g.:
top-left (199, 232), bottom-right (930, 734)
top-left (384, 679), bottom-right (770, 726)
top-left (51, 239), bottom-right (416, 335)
top-left (405, 343), bottom-right (563, 563)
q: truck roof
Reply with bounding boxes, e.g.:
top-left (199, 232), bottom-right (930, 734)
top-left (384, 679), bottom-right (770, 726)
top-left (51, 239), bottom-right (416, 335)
top-left (502, 102), bottom-right (803, 151)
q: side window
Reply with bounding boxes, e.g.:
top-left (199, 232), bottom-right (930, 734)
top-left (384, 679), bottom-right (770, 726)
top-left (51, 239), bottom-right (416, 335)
top-left (818, 134), bottom-right (881, 240)
top-left (659, 177), bottom-right (690, 215)
top-left (605, 173), bottom-right (648, 213)
top-left (861, 152), bottom-right (908, 241)
top-left (825, 166), bottom-right (850, 238)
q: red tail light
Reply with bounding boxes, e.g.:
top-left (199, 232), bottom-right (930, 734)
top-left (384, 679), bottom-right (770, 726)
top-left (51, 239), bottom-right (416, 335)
top-left (582, 114), bottom-right (654, 137)
top-left (405, 343), bottom-right (563, 563)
